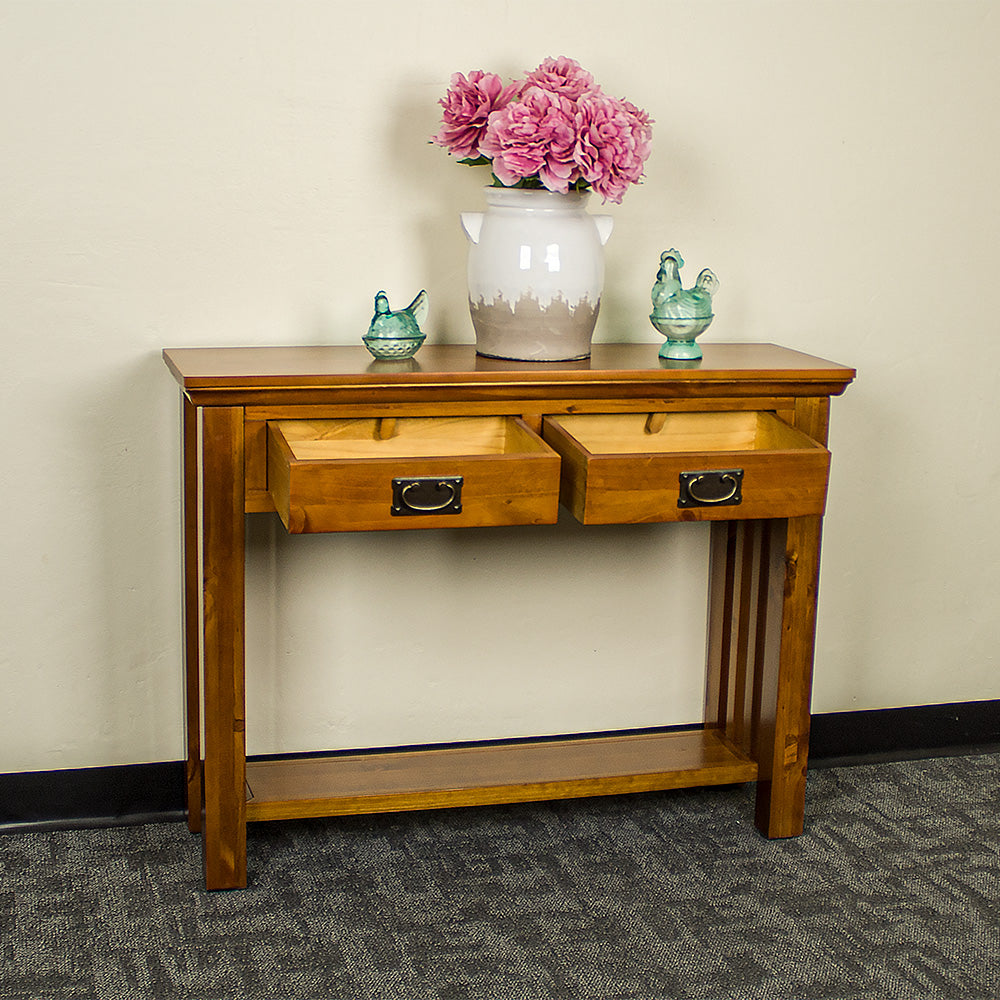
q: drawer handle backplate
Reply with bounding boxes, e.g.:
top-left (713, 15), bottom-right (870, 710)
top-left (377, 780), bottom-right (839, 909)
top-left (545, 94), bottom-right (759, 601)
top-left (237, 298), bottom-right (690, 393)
top-left (392, 476), bottom-right (464, 516)
top-left (678, 469), bottom-right (744, 508)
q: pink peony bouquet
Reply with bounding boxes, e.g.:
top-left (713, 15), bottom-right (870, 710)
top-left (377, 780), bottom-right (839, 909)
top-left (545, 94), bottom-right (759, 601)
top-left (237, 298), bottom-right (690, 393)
top-left (432, 56), bottom-right (653, 205)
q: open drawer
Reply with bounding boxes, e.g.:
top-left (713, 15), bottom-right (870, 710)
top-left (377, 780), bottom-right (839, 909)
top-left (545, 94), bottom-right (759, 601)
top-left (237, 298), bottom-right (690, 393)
top-left (542, 410), bottom-right (830, 524)
top-left (267, 415), bottom-right (561, 532)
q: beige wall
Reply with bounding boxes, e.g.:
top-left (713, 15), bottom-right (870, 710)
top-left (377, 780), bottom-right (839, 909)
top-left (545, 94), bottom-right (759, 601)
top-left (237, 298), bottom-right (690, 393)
top-left (2, 1), bottom-right (998, 771)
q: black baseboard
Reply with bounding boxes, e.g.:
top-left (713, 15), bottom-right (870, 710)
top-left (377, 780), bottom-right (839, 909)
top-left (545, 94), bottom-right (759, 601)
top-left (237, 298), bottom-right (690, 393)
top-left (0, 760), bottom-right (186, 834)
top-left (2, 701), bottom-right (998, 832)
top-left (808, 699), bottom-right (1000, 768)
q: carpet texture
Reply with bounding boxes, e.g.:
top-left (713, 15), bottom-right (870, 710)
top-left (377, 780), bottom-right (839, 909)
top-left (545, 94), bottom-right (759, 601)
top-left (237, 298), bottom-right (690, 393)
top-left (1, 754), bottom-right (998, 999)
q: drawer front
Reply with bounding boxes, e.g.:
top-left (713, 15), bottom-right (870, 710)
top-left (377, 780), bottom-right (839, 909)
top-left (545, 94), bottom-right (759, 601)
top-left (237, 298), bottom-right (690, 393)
top-left (543, 411), bottom-right (830, 524)
top-left (268, 416), bottom-right (561, 533)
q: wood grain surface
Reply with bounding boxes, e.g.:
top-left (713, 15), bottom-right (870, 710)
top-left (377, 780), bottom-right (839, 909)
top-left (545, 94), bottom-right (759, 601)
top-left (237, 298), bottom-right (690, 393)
top-left (245, 729), bottom-right (757, 822)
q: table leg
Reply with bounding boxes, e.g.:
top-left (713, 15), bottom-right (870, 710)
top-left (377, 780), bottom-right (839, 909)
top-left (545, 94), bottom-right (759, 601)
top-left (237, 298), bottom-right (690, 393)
top-left (200, 406), bottom-right (247, 889)
top-left (753, 515), bottom-right (823, 838)
top-left (181, 396), bottom-right (201, 833)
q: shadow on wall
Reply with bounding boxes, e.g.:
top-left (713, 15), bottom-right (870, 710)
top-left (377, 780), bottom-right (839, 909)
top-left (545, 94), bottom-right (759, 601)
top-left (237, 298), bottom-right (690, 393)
top-left (245, 508), bottom-right (713, 756)
top-left (84, 350), bottom-right (184, 759)
top-left (386, 85), bottom-right (482, 345)
top-left (816, 379), bottom-right (919, 701)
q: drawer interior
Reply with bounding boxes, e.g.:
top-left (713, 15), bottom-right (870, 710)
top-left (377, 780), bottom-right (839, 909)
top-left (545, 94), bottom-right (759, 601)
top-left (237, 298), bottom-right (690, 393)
top-left (549, 410), bottom-right (822, 455)
top-left (271, 415), bottom-right (547, 461)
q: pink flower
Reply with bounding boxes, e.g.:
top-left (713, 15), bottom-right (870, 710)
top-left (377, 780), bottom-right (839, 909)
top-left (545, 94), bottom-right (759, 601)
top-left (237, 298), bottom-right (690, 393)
top-left (433, 58), bottom-right (654, 203)
top-left (480, 86), bottom-right (581, 193)
top-left (573, 94), bottom-right (654, 203)
top-left (523, 56), bottom-right (599, 102)
top-left (432, 70), bottom-right (519, 160)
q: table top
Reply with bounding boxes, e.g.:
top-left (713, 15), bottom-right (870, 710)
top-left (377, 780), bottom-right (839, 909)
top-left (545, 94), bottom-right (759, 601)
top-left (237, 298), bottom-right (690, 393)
top-left (163, 344), bottom-right (854, 405)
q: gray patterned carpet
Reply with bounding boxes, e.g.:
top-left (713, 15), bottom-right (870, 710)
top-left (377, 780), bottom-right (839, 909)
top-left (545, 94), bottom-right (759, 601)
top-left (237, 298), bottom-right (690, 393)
top-left (1, 754), bottom-right (998, 999)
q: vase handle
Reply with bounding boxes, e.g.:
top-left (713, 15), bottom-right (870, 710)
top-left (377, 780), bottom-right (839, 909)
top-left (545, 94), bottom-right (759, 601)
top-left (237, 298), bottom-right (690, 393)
top-left (460, 212), bottom-right (483, 245)
top-left (594, 215), bottom-right (614, 247)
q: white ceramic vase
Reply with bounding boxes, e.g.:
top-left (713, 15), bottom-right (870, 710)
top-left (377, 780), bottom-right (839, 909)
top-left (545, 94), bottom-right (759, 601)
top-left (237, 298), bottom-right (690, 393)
top-left (461, 187), bottom-right (613, 361)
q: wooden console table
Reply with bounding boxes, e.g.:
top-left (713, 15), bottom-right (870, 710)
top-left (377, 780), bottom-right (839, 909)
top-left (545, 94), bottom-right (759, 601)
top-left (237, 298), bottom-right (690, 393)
top-left (163, 343), bottom-right (854, 890)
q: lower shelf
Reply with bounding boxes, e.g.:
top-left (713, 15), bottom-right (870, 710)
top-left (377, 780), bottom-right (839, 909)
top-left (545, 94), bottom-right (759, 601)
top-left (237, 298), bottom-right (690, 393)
top-left (244, 728), bottom-right (757, 823)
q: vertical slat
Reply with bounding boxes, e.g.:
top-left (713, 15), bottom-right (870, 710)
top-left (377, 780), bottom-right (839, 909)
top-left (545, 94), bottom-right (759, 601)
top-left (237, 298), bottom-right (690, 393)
top-left (753, 515), bottom-right (823, 838)
top-left (720, 523), bottom-right (744, 744)
top-left (704, 522), bottom-right (737, 730)
top-left (182, 396), bottom-right (202, 833)
top-left (200, 406), bottom-right (247, 890)
top-left (748, 519), bottom-right (774, 758)
top-left (729, 521), bottom-right (759, 751)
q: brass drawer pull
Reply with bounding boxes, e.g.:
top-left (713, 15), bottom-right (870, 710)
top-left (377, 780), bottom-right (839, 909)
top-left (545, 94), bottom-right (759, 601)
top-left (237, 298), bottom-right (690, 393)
top-left (678, 469), bottom-right (744, 508)
top-left (392, 476), bottom-right (464, 516)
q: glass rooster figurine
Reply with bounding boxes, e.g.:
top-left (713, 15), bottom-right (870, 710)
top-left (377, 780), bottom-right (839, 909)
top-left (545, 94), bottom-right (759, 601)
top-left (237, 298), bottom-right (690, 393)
top-left (649, 250), bottom-right (719, 360)
top-left (362, 289), bottom-right (428, 360)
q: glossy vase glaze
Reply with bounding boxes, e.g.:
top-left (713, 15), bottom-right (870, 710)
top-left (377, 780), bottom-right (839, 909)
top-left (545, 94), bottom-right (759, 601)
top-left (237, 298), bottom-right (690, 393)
top-left (461, 187), bottom-right (613, 361)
